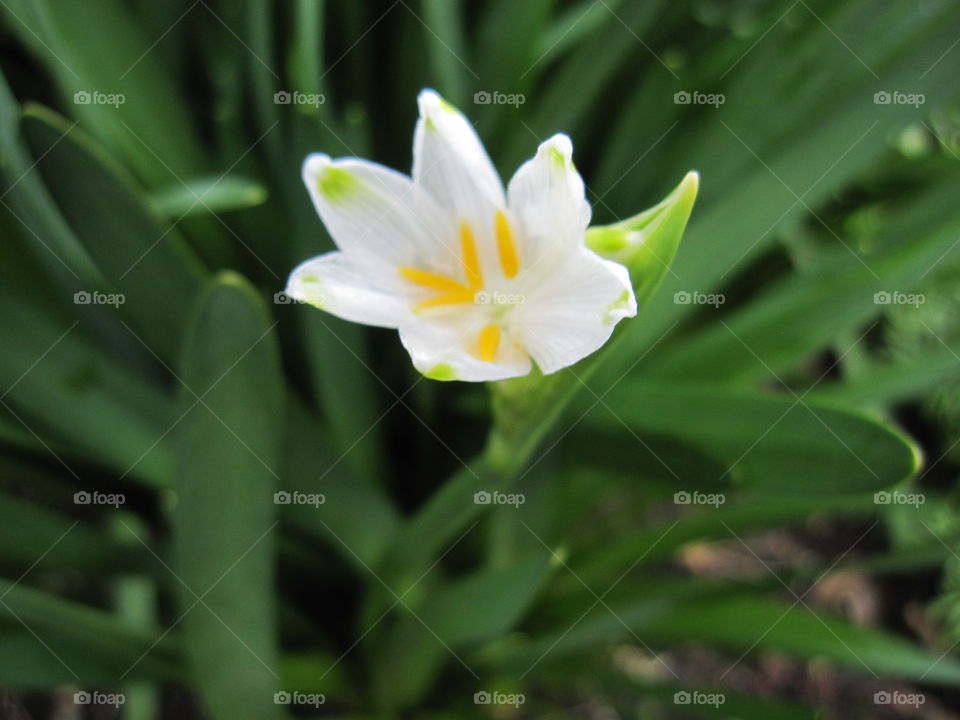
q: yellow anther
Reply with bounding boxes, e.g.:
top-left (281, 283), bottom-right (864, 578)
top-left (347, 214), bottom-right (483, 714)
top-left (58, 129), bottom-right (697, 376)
top-left (415, 289), bottom-right (477, 310)
top-left (478, 324), bottom-right (501, 362)
top-left (460, 221), bottom-right (483, 289)
top-left (399, 267), bottom-right (468, 294)
top-left (495, 210), bottom-right (519, 279)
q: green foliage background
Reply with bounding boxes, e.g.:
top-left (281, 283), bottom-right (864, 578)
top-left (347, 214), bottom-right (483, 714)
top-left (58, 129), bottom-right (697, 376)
top-left (1, 0), bottom-right (960, 718)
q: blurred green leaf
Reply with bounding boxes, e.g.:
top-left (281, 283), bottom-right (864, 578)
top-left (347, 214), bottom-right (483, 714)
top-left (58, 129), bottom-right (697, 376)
top-left (372, 556), bottom-right (553, 707)
top-left (0, 578), bottom-right (181, 684)
top-left (0, 491), bottom-right (151, 575)
top-left (148, 175), bottom-right (268, 218)
top-left (501, 588), bottom-right (960, 686)
top-left (172, 271), bottom-right (282, 720)
top-left (644, 172), bottom-right (960, 386)
top-left (22, 103), bottom-right (207, 362)
top-left (591, 384), bottom-right (920, 495)
top-left (0, 0), bottom-right (206, 185)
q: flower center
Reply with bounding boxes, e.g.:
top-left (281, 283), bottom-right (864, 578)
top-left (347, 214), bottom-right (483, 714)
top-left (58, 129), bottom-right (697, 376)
top-left (398, 211), bottom-right (521, 362)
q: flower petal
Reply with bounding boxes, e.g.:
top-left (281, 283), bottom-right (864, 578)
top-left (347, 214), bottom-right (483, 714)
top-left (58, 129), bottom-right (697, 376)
top-left (506, 134), bottom-right (591, 264)
top-left (302, 153), bottom-right (459, 275)
top-left (398, 313), bottom-right (531, 382)
top-left (286, 251), bottom-right (410, 329)
top-left (510, 249), bottom-right (636, 374)
top-left (413, 89), bottom-right (506, 238)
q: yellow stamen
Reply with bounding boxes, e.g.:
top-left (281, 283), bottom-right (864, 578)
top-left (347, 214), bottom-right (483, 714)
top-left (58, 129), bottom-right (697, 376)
top-left (495, 210), bottom-right (519, 279)
top-left (478, 324), bottom-right (501, 362)
top-left (415, 289), bottom-right (476, 310)
top-left (460, 221), bottom-right (483, 289)
top-left (399, 267), bottom-right (468, 294)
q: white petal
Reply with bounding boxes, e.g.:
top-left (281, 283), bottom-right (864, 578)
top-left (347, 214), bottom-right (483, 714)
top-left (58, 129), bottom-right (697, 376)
top-left (398, 313), bottom-right (531, 382)
top-left (510, 249), bottom-right (636, 375)
top-left (413, 89), bottom-right (506, 238)
top-left (285, 251), bottom-right (410, 329)
top-left (506, 134), bottom-right (591, 265)
top-left (302, 153), bottom-right (459, 275)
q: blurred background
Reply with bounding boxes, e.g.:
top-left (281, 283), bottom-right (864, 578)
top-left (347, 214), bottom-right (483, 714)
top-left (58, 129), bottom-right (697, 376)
top-left (1, 0), bottom-right (960, 718)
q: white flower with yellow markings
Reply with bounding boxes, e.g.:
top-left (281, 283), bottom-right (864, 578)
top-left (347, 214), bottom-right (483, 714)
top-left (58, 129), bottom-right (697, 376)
top-left (286, 90), bottom-right (637, 381)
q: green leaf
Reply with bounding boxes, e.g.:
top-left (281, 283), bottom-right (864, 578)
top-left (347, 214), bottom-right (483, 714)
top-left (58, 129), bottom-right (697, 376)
top-left (598, 677), bottom-right (816, 720)
top-left (813, 344), bottom-right (960, 408)
top-left (172, 271), bottom-right (283, 720)
top-left (653, 595), bottom-right (960, 686)
top-left (21, 103), bottom-right (207, 362)
top-left (147, 175), bottom-right (268, 218)
top-left (0, 0), bottom-right (206, 185)
top-left (643, 171), bottom-right (960, 385)
top-left (0, 578), bottom-right (181, 684)
top-left (372, 557), bottom-right (552, 707)
top-left (566, 492), bottom-right (876, 589)
top-left (422, 0), bottom-right (470, 106)
top-left (0, 301), bottom-right (175, 486)
top-left (590, 383), bottom-right (920, 495)
top-left (280, 397), bottom-right (399, 569)
top-left (0, 70), bottom-right (100, 285)
top-left (0, 491), bottom-right (151, 575)
top-left (499, 587), bottom-right (960, 687)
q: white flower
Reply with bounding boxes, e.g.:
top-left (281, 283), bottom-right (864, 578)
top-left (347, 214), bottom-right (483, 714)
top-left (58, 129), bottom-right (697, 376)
top-left (285, 89), bottom-right (637, 382)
